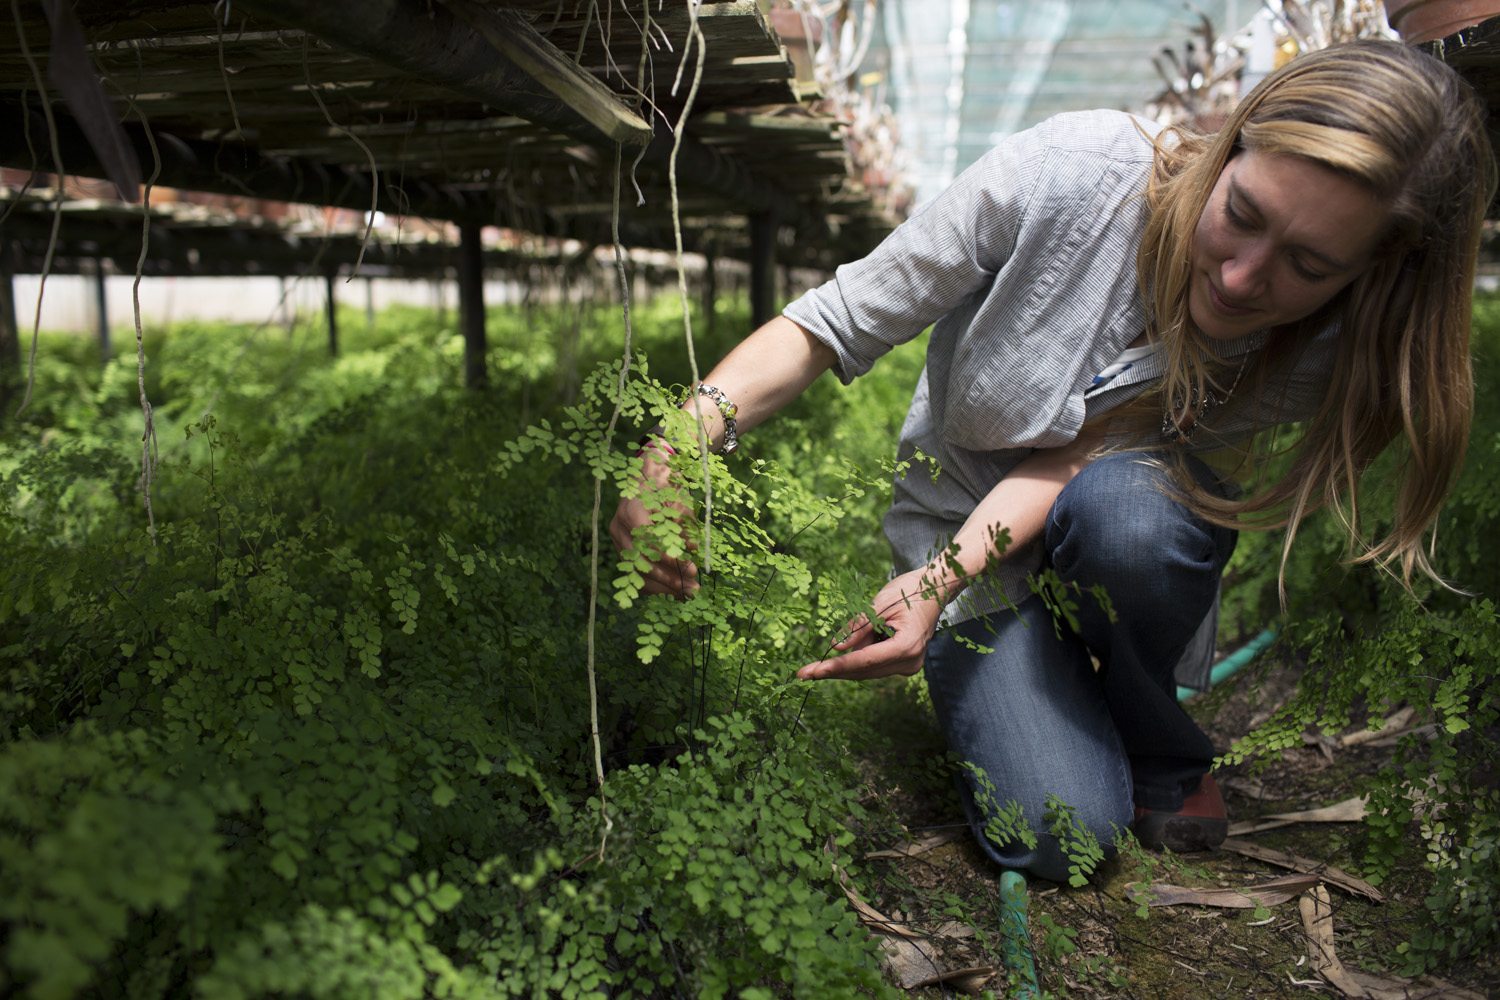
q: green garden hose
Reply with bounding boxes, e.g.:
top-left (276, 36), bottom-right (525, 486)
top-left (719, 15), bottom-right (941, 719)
top-left (998, 870), bottom-right (1040, 998)
top-left (1176, 626), bottom-right (1278, 703)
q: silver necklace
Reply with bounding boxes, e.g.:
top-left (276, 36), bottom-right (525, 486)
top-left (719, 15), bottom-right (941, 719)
top-left (1162, 352), bottom-right (1251, 443)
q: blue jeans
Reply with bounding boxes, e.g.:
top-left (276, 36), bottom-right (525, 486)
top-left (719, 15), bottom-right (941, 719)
top-left (923, 452), bottom-right (1237, 882)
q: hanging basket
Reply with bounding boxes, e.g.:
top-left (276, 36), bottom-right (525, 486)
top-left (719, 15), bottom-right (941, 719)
top-left (1386, 0), bottom-right (1500, 42)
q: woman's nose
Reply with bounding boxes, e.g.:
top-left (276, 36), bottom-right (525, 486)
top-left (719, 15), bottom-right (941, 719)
top-left (1220, 246), bottom-right (1270, 300)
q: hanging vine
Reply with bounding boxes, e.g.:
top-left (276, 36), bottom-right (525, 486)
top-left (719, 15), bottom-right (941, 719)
top-left (9, 0), bottom-right (65, 420)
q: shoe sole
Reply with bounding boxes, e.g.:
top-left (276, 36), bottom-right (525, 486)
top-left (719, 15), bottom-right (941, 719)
top-left (1137, 815), bottom-right (1228, 853)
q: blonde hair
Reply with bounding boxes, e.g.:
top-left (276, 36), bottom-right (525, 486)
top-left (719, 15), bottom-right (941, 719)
top-left (1126, 40), bottom-right (1496, 594)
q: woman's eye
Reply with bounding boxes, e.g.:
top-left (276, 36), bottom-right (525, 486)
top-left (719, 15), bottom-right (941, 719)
top-left (1292, 260), bottom-right (1328, 282)
top-left (1223, 202), bottom-right (1253, 230)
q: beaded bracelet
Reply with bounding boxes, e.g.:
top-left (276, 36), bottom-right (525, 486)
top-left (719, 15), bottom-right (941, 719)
top-left (695, 383), bottom-right (739, 454)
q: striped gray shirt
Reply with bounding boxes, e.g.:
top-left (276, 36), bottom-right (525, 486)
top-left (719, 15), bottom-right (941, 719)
top-left (784, 109), bottom-right (1335, 687)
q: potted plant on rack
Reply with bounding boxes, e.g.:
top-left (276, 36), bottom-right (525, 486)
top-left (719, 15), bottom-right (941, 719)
top-left (1386, 0), bottom-right (1500, 42)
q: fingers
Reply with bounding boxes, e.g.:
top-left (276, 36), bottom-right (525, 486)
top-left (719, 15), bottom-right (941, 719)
top-left (831, 614), bottom-right (875, 651)
top-left (804, 575), bottom-right (944, 680)
top-left (639, 556), bottom-right (699, 597)
top-left (797, 636), bottom-right (925, 681)
top-left (607, 506), bottom-right (636, 555)
top-left (609, 497), bottom-right (700, 599)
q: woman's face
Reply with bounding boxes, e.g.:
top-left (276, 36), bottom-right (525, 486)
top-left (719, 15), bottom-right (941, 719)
top-left (1189, 149), bottom-right (1390, 341)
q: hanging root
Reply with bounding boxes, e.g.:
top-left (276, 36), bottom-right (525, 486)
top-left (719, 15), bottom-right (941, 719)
top-left (10, 0), bottom-right (65, 418)
top-left (303, 35), bottom-right (378, 279)
top-left (668, 2), bottom-right (711, 567)
top-left (109, 60), bottom-right (166, 543)
top-left (0, 85), bottom-right (39, 230)
top-left (132, 122), bottom-right (162, 544)
top-left (618, 0), bottom-right (656, 206)
top-left (216, 7), bottom-right (245, 139)
top-left (582, 142), bottom-right (646, 860)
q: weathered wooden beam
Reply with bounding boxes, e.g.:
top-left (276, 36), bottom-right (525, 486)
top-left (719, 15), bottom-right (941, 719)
top-left (444, 0), bottom-right (653, 147)
top-left (693, 112), bottom-right (840, 137)
top-left (233, 0), bottom-right (651, 148)
top-left (0, 104), bottom-right (494, 226)
top-left (231, 0), bottom-right (808, 225)
top-left (458, 224), bottom-right (487, 390)
top-left (0, 105), bottom-right (786, 263)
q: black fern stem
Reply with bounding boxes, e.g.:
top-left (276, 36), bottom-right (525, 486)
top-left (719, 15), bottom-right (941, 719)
top-left (733, 502), bottom-right (852, 712)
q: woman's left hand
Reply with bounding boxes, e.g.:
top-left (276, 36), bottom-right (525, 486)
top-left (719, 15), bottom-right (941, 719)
top-left (798, 568), bottom-right (947, 681)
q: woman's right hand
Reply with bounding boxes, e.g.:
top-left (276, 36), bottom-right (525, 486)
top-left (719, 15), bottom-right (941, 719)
top-left (796, 567), bottom-right (947, 680)
top-left (608, 450), bottom-right (699, 598)
top-left (607, 315), bottom-right (837, 599)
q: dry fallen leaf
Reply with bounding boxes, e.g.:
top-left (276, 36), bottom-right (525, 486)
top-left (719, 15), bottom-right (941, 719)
top-left (833, 862), bottom-right (990, 992)
top-left (1299, 885), bottom-right (1369, 996)
top-left (864, 829), bottom-right (965, 861)
top-left (1303, 731), bottom-right (1340, 763)
top-left (1219, 837), bottom-right (1383, 903)
top-left (830, 859), bottom-right (928, 940)
top-left (1362, 723), bottom-right (1437, 749)
top-left (1220, 774), bottom-right (1273, 800)
top-left (1297, 885), bottom-right (1486, 999)
top-left (1339, 706), bottom-right (1415, 747)
top-left (1128, 872), bottom-right (1321, 909)
top-left (908, 964), bottom-right (996, 993)
top-left (1228, 795), bottom-right (1368, 836)
top-left (933, 919), bottom-right (977, 940)
top-left (838, 880), bottom-right (928, 940)
top-left (878, 935), bottom-right (948, 989)
top-left (1345, 970), bottom-right (1485, 1000)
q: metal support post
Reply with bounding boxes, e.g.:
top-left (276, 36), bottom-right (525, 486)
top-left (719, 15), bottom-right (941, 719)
top-left (0, 243), bottom-right (18, 415)
top-left (749, 210), bottom-right (776, 329)
top-left (458, 224), bottom-right (488, 389)
top-left (325, 269), bottom-right (339, 356)
top-left (94, 259), bottom-right (111, 362)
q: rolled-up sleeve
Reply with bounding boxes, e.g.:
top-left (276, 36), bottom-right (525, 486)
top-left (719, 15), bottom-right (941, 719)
top-left (783, 121), bottom-right (1052, 383)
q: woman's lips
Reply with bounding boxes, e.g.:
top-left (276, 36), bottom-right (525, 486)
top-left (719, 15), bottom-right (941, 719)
top-left (1208, 280), bottom-right (1255, 317)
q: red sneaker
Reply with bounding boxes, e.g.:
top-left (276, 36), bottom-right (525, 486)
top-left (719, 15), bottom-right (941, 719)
top-left (1132, 773), bottom-right (1228, 852)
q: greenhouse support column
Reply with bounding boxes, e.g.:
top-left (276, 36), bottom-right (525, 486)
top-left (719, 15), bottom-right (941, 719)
top-left (0, 244), bottom-right (17, 414)
top-left (94, 259), bottom-right (111, 363)
top-left (459, 224), bottom-right (488, 389)
top-left (749, 210), bottom-right (776, 329)
top-left (702, 243), bottom-right (717, 339)
top-left (325, 269), bottom-right (339, 357)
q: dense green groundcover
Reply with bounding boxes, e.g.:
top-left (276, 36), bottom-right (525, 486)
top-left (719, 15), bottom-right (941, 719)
top-left (0, 296), bottom-right (921, 999)
top-left (1, 290), bottom-right (1497, 997)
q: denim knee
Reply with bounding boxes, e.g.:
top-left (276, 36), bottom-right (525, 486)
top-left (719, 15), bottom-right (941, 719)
top-left (1046, 453), bottom-right (1230, 613)
top-left (927, 610), bottom-right (1135, 884)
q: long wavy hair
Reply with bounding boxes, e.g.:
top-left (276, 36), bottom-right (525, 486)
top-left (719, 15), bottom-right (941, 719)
top-left (1121, 39), bottom-right (1496, 594)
